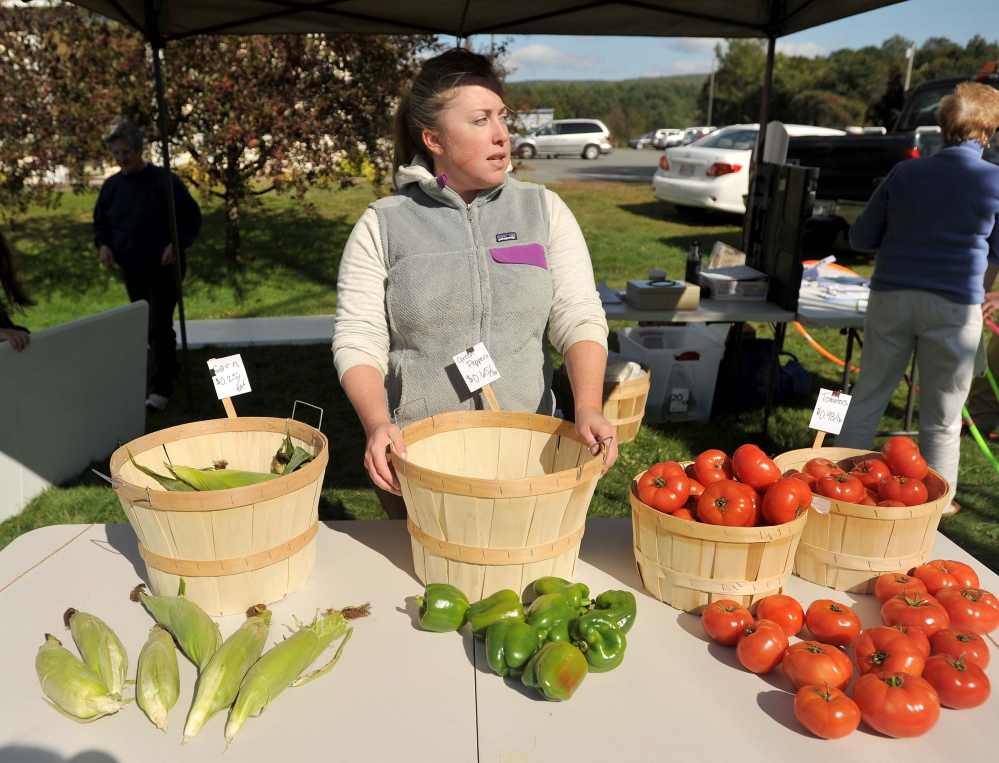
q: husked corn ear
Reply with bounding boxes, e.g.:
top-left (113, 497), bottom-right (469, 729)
top-left (35, 634), bottom-right (121, 723)
top-left (63, 608), bottom-right (128, 698)
top-left (166, 464), bottom-right (279, 490)
top-left (183, 605), bottom-right (271, 743)
top-left (136, 624), bottom-right (180, 732)
top-left (224, 604), bottom-right (370, 744)
top-left (131, 580), bottom-right (222, 672)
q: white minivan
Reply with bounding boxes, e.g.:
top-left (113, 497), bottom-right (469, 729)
top-left (513, 119), bottom-right (613, 160)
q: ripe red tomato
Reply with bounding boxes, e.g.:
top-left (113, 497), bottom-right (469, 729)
top-left (687, 478), bottom-right (706, 499)
top-left (881, 591), bottom-right (951, 638)
top-left (931, 628), bottom-right (990, 668)
top-left (736, 619), bottom-right (789, 674)
top-left (854, 626), bottom-right (926, 676)
top-left (849, 458), bottom-right (891, 490)
top-left (911, 559), bottom-right (979, 592)
top-left (874, 573), bottom-right (928, 604)
top-left (697, 479), bottom-right (756, 527)
top-left (672, 507), bottom-right (696, 521)
top-left (700, 599), bottom-right (754, 645)
top-left (789, 471), bottom-right (818, 489)
top-left (816, 473), bottom-right (865, 503)
top-left (731, 444), bottom-right (781, 492)
top-left (803, 457), bottom-right (845, 479)
top-left (853, 672), bottom-right (940, 738)
top-left (890, 623), bottom-right (931, 660)
top-left (693, 449), bottom-right (732, 486)
top-left (637, 462), bottom-right (690, 514)
top-left (805, 599), bottom-right (861, 646)
top-left (755, 594), bottom-right (804, 637)
top-left (794, 684), bottom-right (861, 739)
top-left (878, 475), bottom-right (928, 506)
top-left (881, 436), bottom-right (929, 480)
top-left (877, 500), bottom-right (907, 507)
top-left (921, 654), bottom-right (991, 709)
top-left (781, 641), bottom-right (854, 690)
top-left (934, 587), bottom-right (999, 633)
top-left (857, 492), bottom-right (877, 506)
top-left (684, 462), bottom-right (698, 480)
top-left (761, 478), bottom-right (811, 525)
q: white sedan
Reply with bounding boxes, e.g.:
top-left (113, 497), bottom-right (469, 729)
top-left (652, 124), bottom-right (846, 215)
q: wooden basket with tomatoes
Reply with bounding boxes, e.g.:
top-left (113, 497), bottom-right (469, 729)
top-left (631, 446), bottom-right (809, 614)
top-left (772, 438), bottom-right (950, 595)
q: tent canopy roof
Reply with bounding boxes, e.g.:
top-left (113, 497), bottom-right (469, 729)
top-left (69, 0), bottom-right (907, 41)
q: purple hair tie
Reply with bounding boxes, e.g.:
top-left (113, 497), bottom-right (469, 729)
top-left (436, 173), bottom-right (447, 188)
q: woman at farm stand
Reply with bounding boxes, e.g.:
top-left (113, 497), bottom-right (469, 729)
top-left (836, 82), bottom-right (999, 515)
top-left (332, 48), bottom-right (617, 517)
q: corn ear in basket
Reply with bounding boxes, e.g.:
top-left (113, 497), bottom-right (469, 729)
top-left (271, 432), bottom-right (315, 475)
top-left (63, 608), bottom-right (129, 698)
top-left (166, 463), bottom-right (279, 490)
top-left (183, 605), bottom-right (272, 743)
top-left (131, 579), bottom-right (222, 672)
top-left (136, 624), bottom-right (180, 732)
top-left (35, 634), bottom-right (122, 723)
top-left (224, 603), bottom-right (370, 744)
top-left (127, 448), bottom-right (195, 491)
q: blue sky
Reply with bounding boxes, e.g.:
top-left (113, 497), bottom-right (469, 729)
top-left (494, 0), bottom-right (999, 81)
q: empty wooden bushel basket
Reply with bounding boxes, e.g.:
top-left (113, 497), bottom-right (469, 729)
top-left (603, 364), bottom-right (651, 444)
top-left (110, 417), bottom-right (328, 616)
top-left (390, 410), bottom-right (604, 603)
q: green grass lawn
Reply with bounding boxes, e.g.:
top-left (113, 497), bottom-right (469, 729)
top-left (4, 180), bottom-right (998, 573)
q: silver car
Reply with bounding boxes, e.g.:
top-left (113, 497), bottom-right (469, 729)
top-left (513, 119), bottom-right (613, 160)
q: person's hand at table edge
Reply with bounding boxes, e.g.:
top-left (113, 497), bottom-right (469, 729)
top-left (0, 327), bottom-right (30, 352)
top-left (574, 406), bottom-right (618, 474)
top-left (98, 244), bottom-right (117, 272)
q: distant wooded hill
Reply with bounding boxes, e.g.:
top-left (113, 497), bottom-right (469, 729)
top-left (505, 75), bottom-right (707, 144)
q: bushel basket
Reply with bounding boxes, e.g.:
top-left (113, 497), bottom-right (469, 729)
top-left (773, 447), bottom-right (949, 594)
top-left (390, 410), bottom-right (604, 603)
top-left (109, 417), bottom-right (328, 616)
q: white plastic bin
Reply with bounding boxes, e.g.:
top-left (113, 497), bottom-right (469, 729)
top-left (617, 324), bottom-right (728, 423)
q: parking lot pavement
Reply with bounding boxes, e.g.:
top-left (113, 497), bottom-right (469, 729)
top-left (511, 148), bottom-right (660, 185)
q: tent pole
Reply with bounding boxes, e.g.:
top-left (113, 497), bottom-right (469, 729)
top-left (741, 33), bottom-right (777, 255)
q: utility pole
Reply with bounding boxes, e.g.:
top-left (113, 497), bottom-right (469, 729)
top-left (707, 58), bottom-right (716, 126)
top-left (904, 44), bottom-right (916, 93)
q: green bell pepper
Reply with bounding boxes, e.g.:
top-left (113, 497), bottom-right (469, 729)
top-left (415, 583), bottom-right (470, 633)
top-left (572, 609), bottom-right (627, 672)
top-left (521, 642), bottom-right (588, 701)
top-left (593, 590), bottom-right (637, 634)
top-left (532, 577), bottom-right (591, 611)
top-left (467, 589), bottom-right (524, 639)
top-left (525, 593), bottom-right (577, 644)
top-left (485, 620), bottom-right (540, 678)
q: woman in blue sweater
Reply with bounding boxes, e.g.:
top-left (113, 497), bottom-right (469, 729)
top-left (837, 82), bottom-right (999, 514)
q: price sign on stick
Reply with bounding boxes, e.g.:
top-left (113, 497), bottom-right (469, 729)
top-left (808, 388), bottom-right (852, 448)
top-left (208, 354), bottom-right (251, 418)
top-left (454, 343), bottom-right (501, 411)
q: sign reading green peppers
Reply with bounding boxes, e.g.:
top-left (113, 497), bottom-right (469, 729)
top-left (413, 580), bottom-right (636, 702)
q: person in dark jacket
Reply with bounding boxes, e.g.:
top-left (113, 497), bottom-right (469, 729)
top-left (836, 82), bottom-right (999, 516)
top-left (0, 230), bottom-right (35, 352)
top-left (93, 118), bottom-right (202, 409)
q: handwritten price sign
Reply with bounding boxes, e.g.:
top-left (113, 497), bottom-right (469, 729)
top-left (453, 343), bottom-right (501, 393)
top-left (208, 354), bottom-right (252, 400)
top-left (808, 388), bottom-right (852, 436)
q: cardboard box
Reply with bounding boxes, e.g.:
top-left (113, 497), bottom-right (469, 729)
top-left (699, 266), bottom-right (769, 301)
top-left (624, 280), bottom-right (700, 311)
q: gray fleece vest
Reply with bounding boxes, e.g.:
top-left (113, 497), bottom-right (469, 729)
top-left (372, 176), bottom-right (553, 428)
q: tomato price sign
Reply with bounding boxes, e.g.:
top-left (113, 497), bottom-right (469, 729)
top-left (453, 343), bottom-right (501, 393)
top-left (809, 388), bottom-right (851, 436)
top-left (208, 354), bottom-right (251, 400)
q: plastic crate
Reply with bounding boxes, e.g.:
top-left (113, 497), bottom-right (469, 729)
top-left (616, 324), bottom-right (728, 423)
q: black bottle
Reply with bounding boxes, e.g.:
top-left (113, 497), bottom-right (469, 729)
top-left (685, 239), bottom-right (701, 285)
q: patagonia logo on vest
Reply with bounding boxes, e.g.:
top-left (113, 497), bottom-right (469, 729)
top-left (495, 232), bottom-right (517, 242)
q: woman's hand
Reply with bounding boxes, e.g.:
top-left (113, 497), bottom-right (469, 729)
top-left (98, 244), bottom-right (116, 272)
top-left (574, 406), bottom-right (618, 475)
top-left (0, 327), bottom-right (30, 352)
top-left (364, 421), bottom-right (408, 494)
top-left (983, 292), bottom-right (999, 323)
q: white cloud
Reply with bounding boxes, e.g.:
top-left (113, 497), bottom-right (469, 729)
top-left (776, 41), bottom-right (830, 58)
top-left (663, 38), bottom-right (726, 55)
top-left (504, 44), bottom-right (597, 77)
top-left (645, 59), bottom-right (715, 77)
